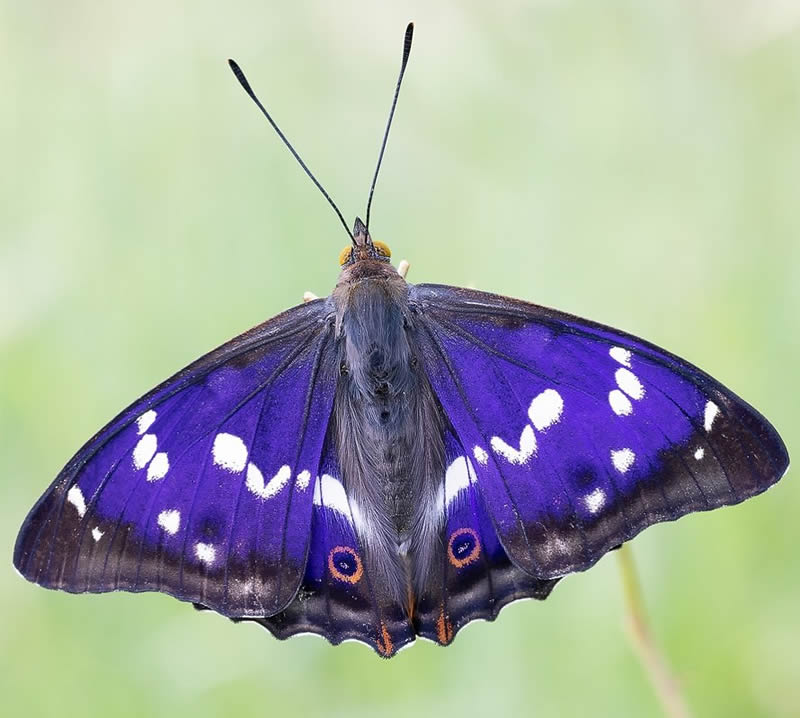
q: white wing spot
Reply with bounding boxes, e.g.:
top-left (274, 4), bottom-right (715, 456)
top-left (608, 389), bottom-right (633, 416)
top-left (313, 475), bottom-right (351, 517)
top-left (528, 388), bottom-right (564, 431)
top-left (704, 401), bottom-right (719, 432)
top-left (246, 462), bottom-right (291, 499)
top-left (473, 446), bottom-right (488, 465)
top-left (133, 433), bottom-right (157, 470)
top-left (615, 368), bottom-right (645, 400)
top-left (136, 410), bottom-right (157, 435)
top-left (609, 346), bottom-right (632, 367)
top-left (491, 425), bottom-right (536, 465)
top-left (312, 474), bottom-right (365, 535)
top-left (611, 448), bottom-right (636, 474)
top-left (212, 432), bottom-right (248, 472)
top-left (91, 527), bottom-right (104, 542)
top-left (157, 509), bottom-right (181, 535)
top-left (67, 485), bottom-right (87, 517)
top-left (195, 542), bottom-right (216, 564)
top-left (694, 447), bottom-right (705, 461)
top-left (444, 456), bottom-right (478, 507)
top-left (584, 488), bottom-right (606, 514)
top-left (296, 469), bottom-right (311, 491)
top-left (147, 451), bottom-right (169, 481)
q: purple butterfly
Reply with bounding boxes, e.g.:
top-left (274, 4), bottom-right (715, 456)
top-left (14, 24), bottom-right (788, 658)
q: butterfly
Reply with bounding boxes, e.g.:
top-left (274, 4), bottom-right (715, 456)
top-left (14, 24), bottom-right (789, 658)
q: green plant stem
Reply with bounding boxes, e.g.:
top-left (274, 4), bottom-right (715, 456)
top-left (617, 545), bottom-right (692, 718)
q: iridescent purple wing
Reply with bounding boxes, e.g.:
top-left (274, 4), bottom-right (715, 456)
top-left (249, 424), bottom-right (555, 655)
top-left (14, 299), bottom-right (337, 617)
top-left (412, 426), bottom-right (557, 646)
top-left (411, 284), bottom-right (789, 581)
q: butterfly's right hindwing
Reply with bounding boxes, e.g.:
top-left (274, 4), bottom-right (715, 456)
top-left (14, 300), bottom-right (337, 618)
top-left (412, 426), bottom-right (558, 646)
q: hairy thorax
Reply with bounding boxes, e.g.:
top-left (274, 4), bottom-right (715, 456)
top-left (332, 261), bottom-right (445, 599)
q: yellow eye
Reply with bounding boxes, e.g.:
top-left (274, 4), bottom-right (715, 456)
top-left (373, 240), bottom-right (391, 258)
top-left (338, 246), bottom-right (352, 266)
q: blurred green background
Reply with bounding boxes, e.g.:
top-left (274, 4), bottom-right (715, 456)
top-left (2, 1), bottom-right (799, 716)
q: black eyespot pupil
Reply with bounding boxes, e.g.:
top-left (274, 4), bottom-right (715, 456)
top-left (455, 536), bottom-right (475, 556)
top-left (333, 551), bottom-right (356, 575)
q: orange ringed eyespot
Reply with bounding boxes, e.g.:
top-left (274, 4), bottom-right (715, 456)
top-left (447, 528), bottom-right (481, 568)
top-left (327, 545), bottom-right (363, 584)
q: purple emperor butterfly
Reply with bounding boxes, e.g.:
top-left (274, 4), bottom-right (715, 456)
top-left (14, 24), bottom-right (788, 657)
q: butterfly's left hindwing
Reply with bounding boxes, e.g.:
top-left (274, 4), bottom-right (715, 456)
top-left (411, 284), bottom-right (789, 581)
top-left (14, 300), bottom-right (337, 617)
top-left (241, 434), bottom-right (417, 656)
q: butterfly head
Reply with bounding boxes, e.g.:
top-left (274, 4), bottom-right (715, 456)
top-left (339, 217), bottom-right (392, 268)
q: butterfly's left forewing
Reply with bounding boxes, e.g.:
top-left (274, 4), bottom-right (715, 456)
top-left (411, 284), bottom-right (788, 581)
top-left (15, 300), bottom-right (337, 617)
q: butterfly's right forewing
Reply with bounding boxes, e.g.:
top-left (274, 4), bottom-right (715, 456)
top-left (14, 300), bottom-right (337, 618)
top-left (410, 284), bottom-right (788, 583)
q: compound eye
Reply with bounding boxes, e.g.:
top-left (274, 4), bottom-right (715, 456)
top-left (373, 240), bottom-right (392, 258)
top-left (338, 246), bottom-right (353, 266)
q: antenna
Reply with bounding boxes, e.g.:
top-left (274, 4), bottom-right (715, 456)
top-left (365, 22), bottom-right (414, 233)
top-left (228, 58), bottom-right (354, 244)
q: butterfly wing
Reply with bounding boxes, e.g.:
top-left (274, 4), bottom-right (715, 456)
top-left (410, 284), bottom-right (789, 581)
top-left (238, 432), bottom-right (417, 656)
top-left (14, 299), bottom-right (338, 618)
top-left (412, 426), bottom-right (558, 645)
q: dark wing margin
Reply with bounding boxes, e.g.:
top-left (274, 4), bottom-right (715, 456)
top-left (410, 283), bottom-right (789, 581)
top-left (14, 299), bottom-right (338, 618)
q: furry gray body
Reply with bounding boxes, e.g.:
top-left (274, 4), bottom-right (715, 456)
top-left (332, 257), bottom-right (446, 604)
